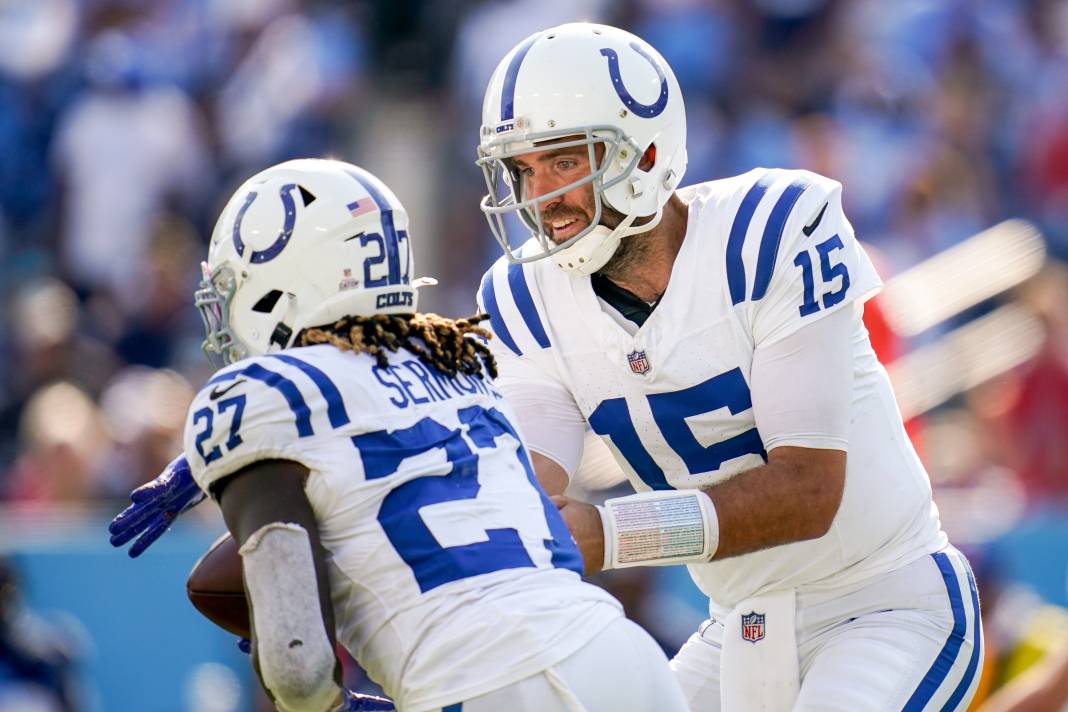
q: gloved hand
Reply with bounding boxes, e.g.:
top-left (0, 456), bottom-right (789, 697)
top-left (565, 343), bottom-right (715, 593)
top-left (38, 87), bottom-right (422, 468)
top-left (340, 690), bottom-right (395, 711)
top-left (108, 454), bottom-right (206, 557)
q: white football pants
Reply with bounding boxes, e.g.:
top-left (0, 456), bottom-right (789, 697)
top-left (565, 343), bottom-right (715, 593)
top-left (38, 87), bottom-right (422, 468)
top-left (430, 616), bottom-right (689, 712)
top-left (671, 546), bottom-right (983, 712)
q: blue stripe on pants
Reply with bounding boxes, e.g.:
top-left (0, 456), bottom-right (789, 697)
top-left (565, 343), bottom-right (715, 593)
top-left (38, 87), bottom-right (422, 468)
top-left (939, 564), bottom-right (983, 711)
top-left (902, 552), bottom-right (972, 711)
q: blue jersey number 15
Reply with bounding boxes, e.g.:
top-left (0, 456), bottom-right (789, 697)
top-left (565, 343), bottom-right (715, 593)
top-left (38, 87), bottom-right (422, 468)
top-left (794, 234), bottom-right (851, 317)
top-left (588, 368), bottom-right (766, 491)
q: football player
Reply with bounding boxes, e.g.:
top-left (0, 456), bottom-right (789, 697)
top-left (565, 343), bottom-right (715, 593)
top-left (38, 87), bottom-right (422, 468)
top-left (474, 22), bottom-right (983, 712)
top-left (121, 158), bottom-right (687, 712)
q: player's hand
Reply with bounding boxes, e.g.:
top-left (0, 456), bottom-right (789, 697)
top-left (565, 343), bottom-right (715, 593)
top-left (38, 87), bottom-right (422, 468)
top-left (339, 690), bottom-right (395, 711)
top-left (108, 454), bottom-right (207, 558)
top-left (551, 495), bottom-right (605, 577)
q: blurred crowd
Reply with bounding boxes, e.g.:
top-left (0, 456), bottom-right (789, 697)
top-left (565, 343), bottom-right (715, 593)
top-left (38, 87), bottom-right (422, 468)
top-left (2, 0), bottom-right (1068, 709)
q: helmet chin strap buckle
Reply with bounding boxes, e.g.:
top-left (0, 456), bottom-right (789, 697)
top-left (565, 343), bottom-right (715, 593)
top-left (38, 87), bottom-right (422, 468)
top-left (269, 293), bottom-right (300, 350)
top-left (269, 322), bottom-right (293, 349)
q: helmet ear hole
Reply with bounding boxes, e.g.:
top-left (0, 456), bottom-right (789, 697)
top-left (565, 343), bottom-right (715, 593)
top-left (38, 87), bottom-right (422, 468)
top-left (639, 143), bottom-right (656, 172)
top-left (252, 290), bottom-right (284, 313)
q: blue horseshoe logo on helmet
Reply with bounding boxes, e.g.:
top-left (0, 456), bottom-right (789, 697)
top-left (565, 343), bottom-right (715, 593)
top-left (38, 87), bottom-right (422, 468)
top-left (599, 42), bottom-right (669, 118)
top-left (232, 183), bottom-right (299, 263)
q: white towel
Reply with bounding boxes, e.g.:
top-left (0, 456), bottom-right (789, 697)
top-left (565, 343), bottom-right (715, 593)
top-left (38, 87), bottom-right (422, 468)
top-left (719, 589), bottom-right (800, 712)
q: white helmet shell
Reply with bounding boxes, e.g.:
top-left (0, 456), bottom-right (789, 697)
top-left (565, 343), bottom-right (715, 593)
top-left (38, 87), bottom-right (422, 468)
top-left (477, 23), bottom-right (687, 273)
top-left (196, 158), bottom-right (421, 364)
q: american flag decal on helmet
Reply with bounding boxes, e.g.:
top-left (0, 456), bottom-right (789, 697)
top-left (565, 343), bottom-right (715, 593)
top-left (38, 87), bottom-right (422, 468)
top-left (627, 350), bottom-right (650, 375)
top-left (347, 199), bottom-right (377, 218)
top-left (741, 612), bottom-right (765, 643)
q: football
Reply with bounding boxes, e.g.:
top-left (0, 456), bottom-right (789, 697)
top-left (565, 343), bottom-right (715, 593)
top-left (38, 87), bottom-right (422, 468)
top-left (186, 532), bottom-right (251, 639)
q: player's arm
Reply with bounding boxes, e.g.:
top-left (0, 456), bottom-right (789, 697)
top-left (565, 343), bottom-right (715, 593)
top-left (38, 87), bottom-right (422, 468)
top-left (484, 336), bottom-right (588, 497)
top-left (476, 262), bottom-right (589, 496)
top-left (179, 367), bottom-right (395, 711)
top-left (556, 308), bottom-right (851, 572)
top-left (700, 305), bottom-right (850, 559)
top-left (531, 453), bottom-right (570, 497)
top-left (699, 172), bottom-right (870, 558)
top-left (213, 459), bottom-right (348, 712)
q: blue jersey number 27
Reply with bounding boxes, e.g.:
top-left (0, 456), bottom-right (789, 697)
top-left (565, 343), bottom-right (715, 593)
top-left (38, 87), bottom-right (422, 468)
top-left (352, 405), bottom-right (582, 592)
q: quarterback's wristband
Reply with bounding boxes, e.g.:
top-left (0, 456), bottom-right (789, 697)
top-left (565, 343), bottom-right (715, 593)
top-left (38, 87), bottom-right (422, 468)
top-left (598, 489), bottom-right (719, 570)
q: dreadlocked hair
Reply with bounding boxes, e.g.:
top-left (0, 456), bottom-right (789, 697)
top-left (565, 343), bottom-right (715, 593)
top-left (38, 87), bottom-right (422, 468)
top-left (297, 313), bottom-right (498, 379)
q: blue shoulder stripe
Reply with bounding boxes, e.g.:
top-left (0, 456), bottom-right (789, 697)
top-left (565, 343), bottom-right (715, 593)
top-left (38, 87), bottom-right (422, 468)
top-left (506, 262), bottom-right (550, 348)
top-left (267, 354), bottom-right (350, 428)
top-left (727, 173), bottom-right (776, 305)
top-left (901, 552), bottom-right (970, 711)
top-left (751, 179), bottom-right (809, 301)
top-left (209, 363), bottom-right (314, 437)
top-left (479, 269), bottom-right (522, 356)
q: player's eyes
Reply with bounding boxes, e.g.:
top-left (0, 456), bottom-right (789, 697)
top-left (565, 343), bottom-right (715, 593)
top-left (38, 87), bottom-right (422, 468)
top-left (557, 159), bottom-right (577, 171)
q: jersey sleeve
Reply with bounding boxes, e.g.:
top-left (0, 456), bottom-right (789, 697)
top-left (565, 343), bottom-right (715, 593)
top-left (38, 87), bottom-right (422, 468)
top-left (729, 169), bottom-right (883, 348)
top-left (491, 347), bottom-right (588, 477)
top-left (750, 304), bottom-right (853, 452)
top-left (474, 258), bottom-right (587, 478)
top-left (182, 356), bottom-right (333, 494)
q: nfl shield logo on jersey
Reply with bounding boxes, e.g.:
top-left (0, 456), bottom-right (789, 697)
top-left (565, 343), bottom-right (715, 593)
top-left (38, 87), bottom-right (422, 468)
top-left (627, 350), bottom-right (651, 375)
top-left (741, 612), bottom-right (765, 643)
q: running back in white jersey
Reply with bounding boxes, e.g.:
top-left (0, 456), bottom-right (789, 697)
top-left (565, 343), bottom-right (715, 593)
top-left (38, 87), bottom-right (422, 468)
top-left (478, 167), bottom-right (947, 611)
top-left (182, 343), bottom-right (621, 711)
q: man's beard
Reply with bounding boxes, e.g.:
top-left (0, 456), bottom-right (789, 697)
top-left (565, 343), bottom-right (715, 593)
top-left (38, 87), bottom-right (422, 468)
top-left (595, 203), bottom-right (655, 281)
top-left (540, 197), bottom-right (652, 279)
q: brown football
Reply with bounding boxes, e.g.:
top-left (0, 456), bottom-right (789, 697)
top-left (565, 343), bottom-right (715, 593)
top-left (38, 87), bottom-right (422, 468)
top-left (187, 532), bottom-right (251, 639)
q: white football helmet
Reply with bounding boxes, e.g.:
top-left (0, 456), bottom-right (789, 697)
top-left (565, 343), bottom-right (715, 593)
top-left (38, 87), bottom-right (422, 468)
top-left (477, 22), bottom-right (687, 275)
top-left (196, 158), bottom-right (427, 365)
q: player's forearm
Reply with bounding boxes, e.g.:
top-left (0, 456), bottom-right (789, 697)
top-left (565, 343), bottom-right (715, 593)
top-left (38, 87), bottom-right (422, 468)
top-left (703, 447), bottom-right (845, 560)
top-left (531, 452), bottom-right (570, 496)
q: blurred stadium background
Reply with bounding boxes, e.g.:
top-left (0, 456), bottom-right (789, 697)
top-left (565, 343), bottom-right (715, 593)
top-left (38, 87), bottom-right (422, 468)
top-left (1, 0), bottom-right (1067, 710)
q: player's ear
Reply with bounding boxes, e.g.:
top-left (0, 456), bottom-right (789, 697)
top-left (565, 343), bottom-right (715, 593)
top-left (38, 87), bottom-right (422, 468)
top-left (639, 143), bottom-right (657, 171)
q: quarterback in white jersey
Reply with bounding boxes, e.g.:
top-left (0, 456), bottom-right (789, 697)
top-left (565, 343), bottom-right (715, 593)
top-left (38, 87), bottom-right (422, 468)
top-left (178, 159), bottom-right (688, 712)
top-left (475, 23), bottom-right (983, 712)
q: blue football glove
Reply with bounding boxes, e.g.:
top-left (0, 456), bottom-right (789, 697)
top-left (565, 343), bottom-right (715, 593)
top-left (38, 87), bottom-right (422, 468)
top-left (341, 690), bottom-right (395, 711)
top-left (108, 454), bottom-right (206, 558)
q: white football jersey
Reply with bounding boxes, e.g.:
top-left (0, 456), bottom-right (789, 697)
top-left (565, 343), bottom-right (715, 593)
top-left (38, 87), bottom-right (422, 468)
top-left (183, 344), bottom-right (621, 711)
top-left (477, 167), bottom-right (947, 612)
